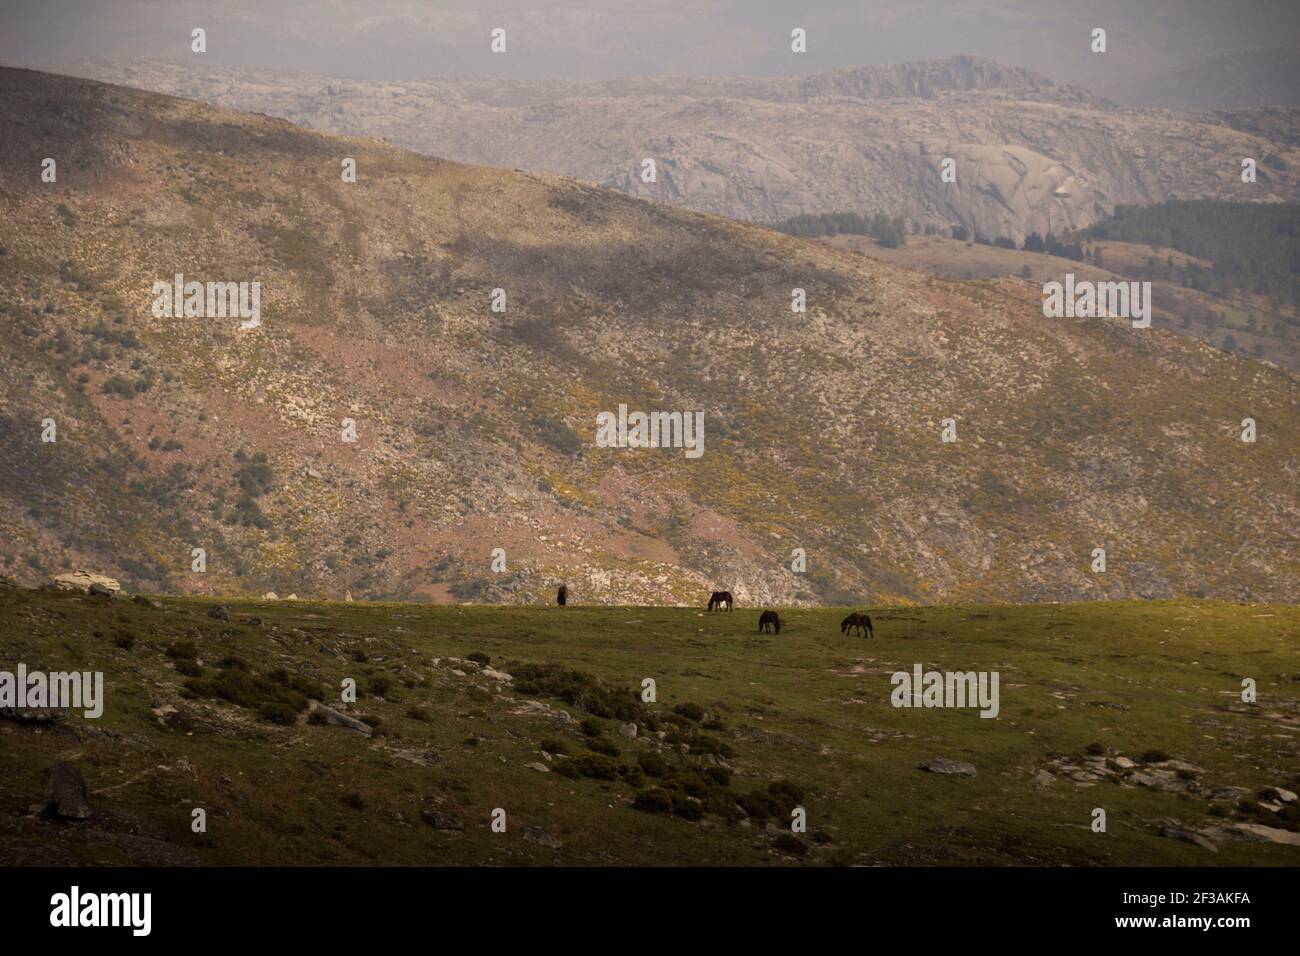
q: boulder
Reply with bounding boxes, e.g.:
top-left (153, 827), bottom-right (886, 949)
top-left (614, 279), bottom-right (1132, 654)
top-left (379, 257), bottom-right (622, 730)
top-left (619, 722), bottom-right (638, 739)
top-left (521, 826), bottom-right (562, 849)
top-left (420, 810), bottom-right (464, 831)
top-left (1160, 825), bottom-right (1217, 852)
top-left (1230, 823), bottom-right (1300, 847)
top-left (47, 762), bottom-right (91, 819)
top-left (52, 571), bottom-right (120, 595)
top-left (308, 701), bottom-right (373, 736)
top-left (919, 758), bottom-right (976, 776)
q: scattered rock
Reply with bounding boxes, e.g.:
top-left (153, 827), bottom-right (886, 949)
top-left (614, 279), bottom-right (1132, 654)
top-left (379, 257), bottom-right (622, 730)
top-left (619, 722), bottom-right (638, 739)
top-left (525, 762), bottom-right (551, 773)
top-left (206, 604), bottom-right (230, 621)
top-left (1032, 770), bottom-right (1056, 788)
top-left (244, 617), bottom-right (263, 626)
top-left (1152, 759), bottom-right (1205, 775)
top-left (919, 758), bottom-right (976, 776)
top-left (88, 582), bottom-right (115, 598)
top-left (263, 592), bottom-right (278, 601)
top-left (47, 763), bottom-right (91, 819)
top-left (481, 667), bottom-right (513, 683)
top-left (1111, 756), bottom-right (1136, 770)
top-left (1, 706), bottom-right (69, 724)
top-left (1210, 786), bottom-right (1252, 802)
top-left (1264, 786), bottom-right (1297, 804)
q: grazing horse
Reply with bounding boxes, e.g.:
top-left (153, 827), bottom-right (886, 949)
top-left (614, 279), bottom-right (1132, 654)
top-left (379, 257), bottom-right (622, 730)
top-left (840, 612), bottom-right (874, 638)
top-left (556, 584), bottom-right (567, 606)
top-left (758, 610), bottom-right (781, 634)
top-left (707, 590), bottom-right (734, 612)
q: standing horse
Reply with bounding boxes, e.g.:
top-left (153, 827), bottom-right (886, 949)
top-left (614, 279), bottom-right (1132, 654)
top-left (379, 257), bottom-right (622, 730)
top-left (556, 584), bottom-right (567, 606)
top-left (758, 610), bottom-right (781, 634)
top-left (840, 612), bottom-right (874, 638)
top-left (707, 590), bottom-right (734, 612)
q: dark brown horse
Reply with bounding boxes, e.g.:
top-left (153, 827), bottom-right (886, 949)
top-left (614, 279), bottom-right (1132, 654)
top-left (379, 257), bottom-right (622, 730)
top-left (556, 584), bottom-right (567, 606)
top-left (758, 610), bottom-right (781, 634)
top-left (840, 612), bottom-right (874, 638)
top-left (707, 590), bottom-right (734, 612)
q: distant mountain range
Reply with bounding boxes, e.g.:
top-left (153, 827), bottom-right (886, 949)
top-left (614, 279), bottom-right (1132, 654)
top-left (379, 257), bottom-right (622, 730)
top-left (64, 55), bottom-right (1300, 242)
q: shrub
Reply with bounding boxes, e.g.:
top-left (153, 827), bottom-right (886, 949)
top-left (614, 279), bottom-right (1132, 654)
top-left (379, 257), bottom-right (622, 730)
top-left (257, 701), bottom-right (301, 724)
top-left (166, 641), bottom-right (198, 661)
top-left (637, 752), bottom-right (668, 778)
top-left (767, 780), bottom-right (805, 813)
top-left (406, 707), bottom-right (430, 721)
top-left (704, 767), bottom-right (731, 788)
top-left (586, 736), bottom-right (620, 758)
top-left (466, 652), bottom-right (490, 665)
top-left (565, 751), bottom-right (619, 781)
top-left (633, 788), bottom-right (673, 815)
top-left (738, 790), bottom-right (782, 820)
top-left (670, 795), bottom-right (704, 820)
top-left (674, 702), bottom-right (705, 723)
top-left (772, 834), bottom-right (808, 857)
top-left (509, 662), bottom-right (646, 722)
top-left (183, 667), bottom-right (310, 724)
top-left (1139, 749), bottom-right (1170, 764)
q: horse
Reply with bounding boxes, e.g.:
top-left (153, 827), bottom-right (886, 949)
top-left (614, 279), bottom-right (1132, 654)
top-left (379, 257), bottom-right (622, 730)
top-left (758, 610), bottom-right (781, 634)
top-left (707, 590), bottom-right (734, 612)
top-left (840, 611), bottom-right (874, 638)
top-left (556, 584), bottom-right (567, 606)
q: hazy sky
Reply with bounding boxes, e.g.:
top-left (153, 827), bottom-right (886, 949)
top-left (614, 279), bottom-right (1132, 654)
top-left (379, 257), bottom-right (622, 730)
top-left (1, 0), bottom-right (1298, 88)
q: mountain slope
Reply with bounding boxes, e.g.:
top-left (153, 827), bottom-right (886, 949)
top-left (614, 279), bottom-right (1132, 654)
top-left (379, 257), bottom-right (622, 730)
top-left (0, 66), bottom-right (1297, 604)
top-left (66, 55), bottom-right (1300, 241)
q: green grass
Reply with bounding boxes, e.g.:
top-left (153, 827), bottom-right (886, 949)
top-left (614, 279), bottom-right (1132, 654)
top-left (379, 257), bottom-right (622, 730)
top-left (1, 588), bottom-right (1297, 866)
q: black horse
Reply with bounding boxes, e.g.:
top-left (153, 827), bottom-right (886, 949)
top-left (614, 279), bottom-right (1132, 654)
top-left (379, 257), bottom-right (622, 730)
top-left (556, 584), bottom-right (567, 606)
top-left (707, 590), bottom-right (734, 612)
top-left (758, 610), bottom-right (781, 634)
top-left (840, 612), bottom-right (874, 638)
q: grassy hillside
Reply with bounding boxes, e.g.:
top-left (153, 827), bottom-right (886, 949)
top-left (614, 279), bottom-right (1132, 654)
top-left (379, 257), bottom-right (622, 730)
top-left (1, 585), bottom-right (1297, 866)
top-left (1, 67), bottom-right (1297, 607)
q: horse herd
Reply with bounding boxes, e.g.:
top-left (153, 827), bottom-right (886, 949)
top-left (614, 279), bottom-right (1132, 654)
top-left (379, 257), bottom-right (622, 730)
top-left (556, 584), bottom-right (874, 637)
